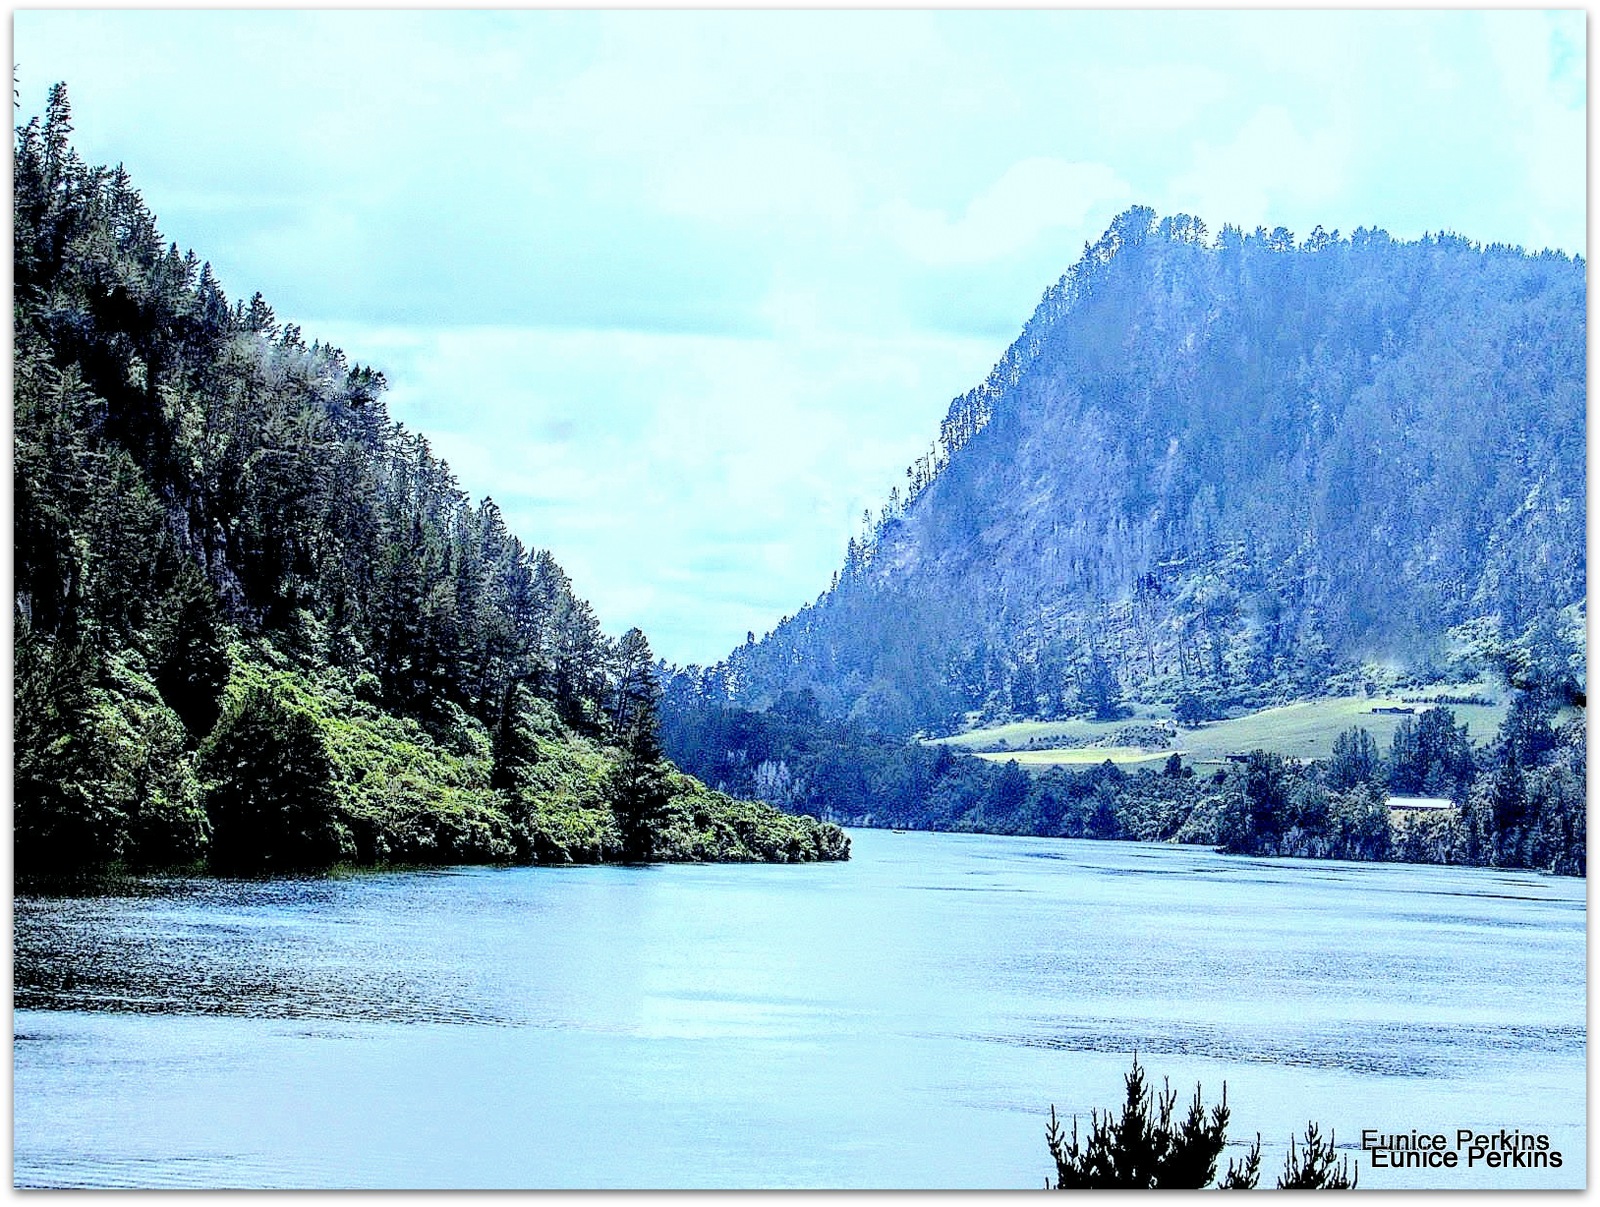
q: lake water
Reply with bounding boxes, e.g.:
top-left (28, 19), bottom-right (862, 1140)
top-left (13, 830), bottom-right (1586, 1189)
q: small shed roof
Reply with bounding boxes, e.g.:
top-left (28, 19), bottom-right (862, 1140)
top-left (1386, 795), bottom-right (1456, 812)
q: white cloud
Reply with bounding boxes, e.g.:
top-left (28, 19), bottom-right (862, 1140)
top-left (888, 158), bottom-right (1134, 267)
top-left (1478, 10), bottom-right (1587, 251)
top-left (310, 321), bottom-right (1003, 664)
top-left (1164, 106), bottom-right (1353, 235)
top-left (654, 135), bottom-right (861, 228)
top-left (14, 8), bottom-right (1585, 663)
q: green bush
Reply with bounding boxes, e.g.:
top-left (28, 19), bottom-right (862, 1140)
top-left (652, 773), bottom-right (851, 863)
top-left (198, 673), bottom-right (353, 870)
top-left (200, 658), bottom-right (521, 869)
top-left (16, 636), bottom-right (208, 872)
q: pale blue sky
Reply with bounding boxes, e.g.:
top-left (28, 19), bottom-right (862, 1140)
top-left (14, 9), bottom-right (1586, 665)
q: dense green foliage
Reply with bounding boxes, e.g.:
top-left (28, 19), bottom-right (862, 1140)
top-left (13, 86), bottom-right (847, 874)
top-left (664, 677), bottom-right (1583, 873)
top-left (1045, 1057), bottom-right (1355, 1190)
top-left (688, 207), bottom-right (1584, 737)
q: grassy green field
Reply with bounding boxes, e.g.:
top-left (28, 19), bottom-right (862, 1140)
top-left (932, 713), bottom-right (1161, 752)
top-left (942, 684), bottom-right (1516, 770)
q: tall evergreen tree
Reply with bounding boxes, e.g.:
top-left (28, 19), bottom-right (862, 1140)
top-left (1325, 726), bottom-right (1382, 794)
top-left (609, 628), bottom-right (670, 861)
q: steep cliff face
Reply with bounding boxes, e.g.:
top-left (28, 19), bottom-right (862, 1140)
top-left (712, 209), bottom-right (1586, 734)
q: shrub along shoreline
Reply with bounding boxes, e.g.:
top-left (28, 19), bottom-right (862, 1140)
top-left (17, 641), bottom-right (849, 877)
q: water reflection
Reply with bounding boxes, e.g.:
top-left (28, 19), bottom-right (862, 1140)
top-left (14, 832), bottom-right (1586, 1188)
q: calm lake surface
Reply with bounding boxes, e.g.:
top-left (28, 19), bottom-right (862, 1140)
top-left (13, 830), bottom-right (1586, 1189)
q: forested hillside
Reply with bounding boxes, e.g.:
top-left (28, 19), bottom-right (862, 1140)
top-left (13, 86), bottom-right (848, 874)
top-left (691, 207), bottom-right (1585, 736)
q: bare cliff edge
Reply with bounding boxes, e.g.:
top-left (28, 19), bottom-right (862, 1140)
top-left (13, 85), bottom-right (849, 874)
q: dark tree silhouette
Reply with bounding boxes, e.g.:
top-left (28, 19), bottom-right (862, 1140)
top-left (1045, 1058), bottom-right (1357, 1191)
top-left (1045, 1056), bottom-right (1241, 1189)
top-left (1277, 1122), bottom-right (1358, 1189)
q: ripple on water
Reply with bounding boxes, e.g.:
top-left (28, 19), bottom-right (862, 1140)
top-left (967, 1017), bottom-right (1586, 1080)
top-left (12, 837), bottom-right (1586, 1189)
top-left (14, 1151), bottom-right (314, 1190)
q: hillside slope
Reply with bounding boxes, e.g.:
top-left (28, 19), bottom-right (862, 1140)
top-left (13, 86), bottom-right (848, 873)
top-left (706, 208), bottom-right (1585, 735)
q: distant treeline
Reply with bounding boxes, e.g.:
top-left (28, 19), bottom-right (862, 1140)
top-left (662, 675), bottom-right (1584, 876)
top-left (13, 85), bottom-right (847, 875)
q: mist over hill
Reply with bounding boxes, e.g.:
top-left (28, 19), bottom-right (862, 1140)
top-left (684, 207), bottom-right (1585, 736)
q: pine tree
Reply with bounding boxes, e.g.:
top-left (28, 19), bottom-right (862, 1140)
top-left (150, 556), bottom-right (231, 741)
top-left (609, 628), bottom-right (670, 861)
top-left (1276, 1123), bottom-right (1358, 1189)
top-left (1081, 649), bottom-right (1124, 721)
top-left (198, 680), bottom-right (350, 871)
top-left (1046, 1058), bottom-right (1355, 1191)
top-left (1325, 727), bottom-right (1381, 793)
top-left (1045, 1055), bottom-right (1241, 1189)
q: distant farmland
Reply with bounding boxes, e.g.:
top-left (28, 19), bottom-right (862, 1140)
top-left (935, 689), bottom-right (1514, 771)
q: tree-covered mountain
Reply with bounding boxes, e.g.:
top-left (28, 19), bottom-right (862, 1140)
top-left (13, 85), bottom-right (847, 874)
top-left (687, 208), bottom-right (1585, 736)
